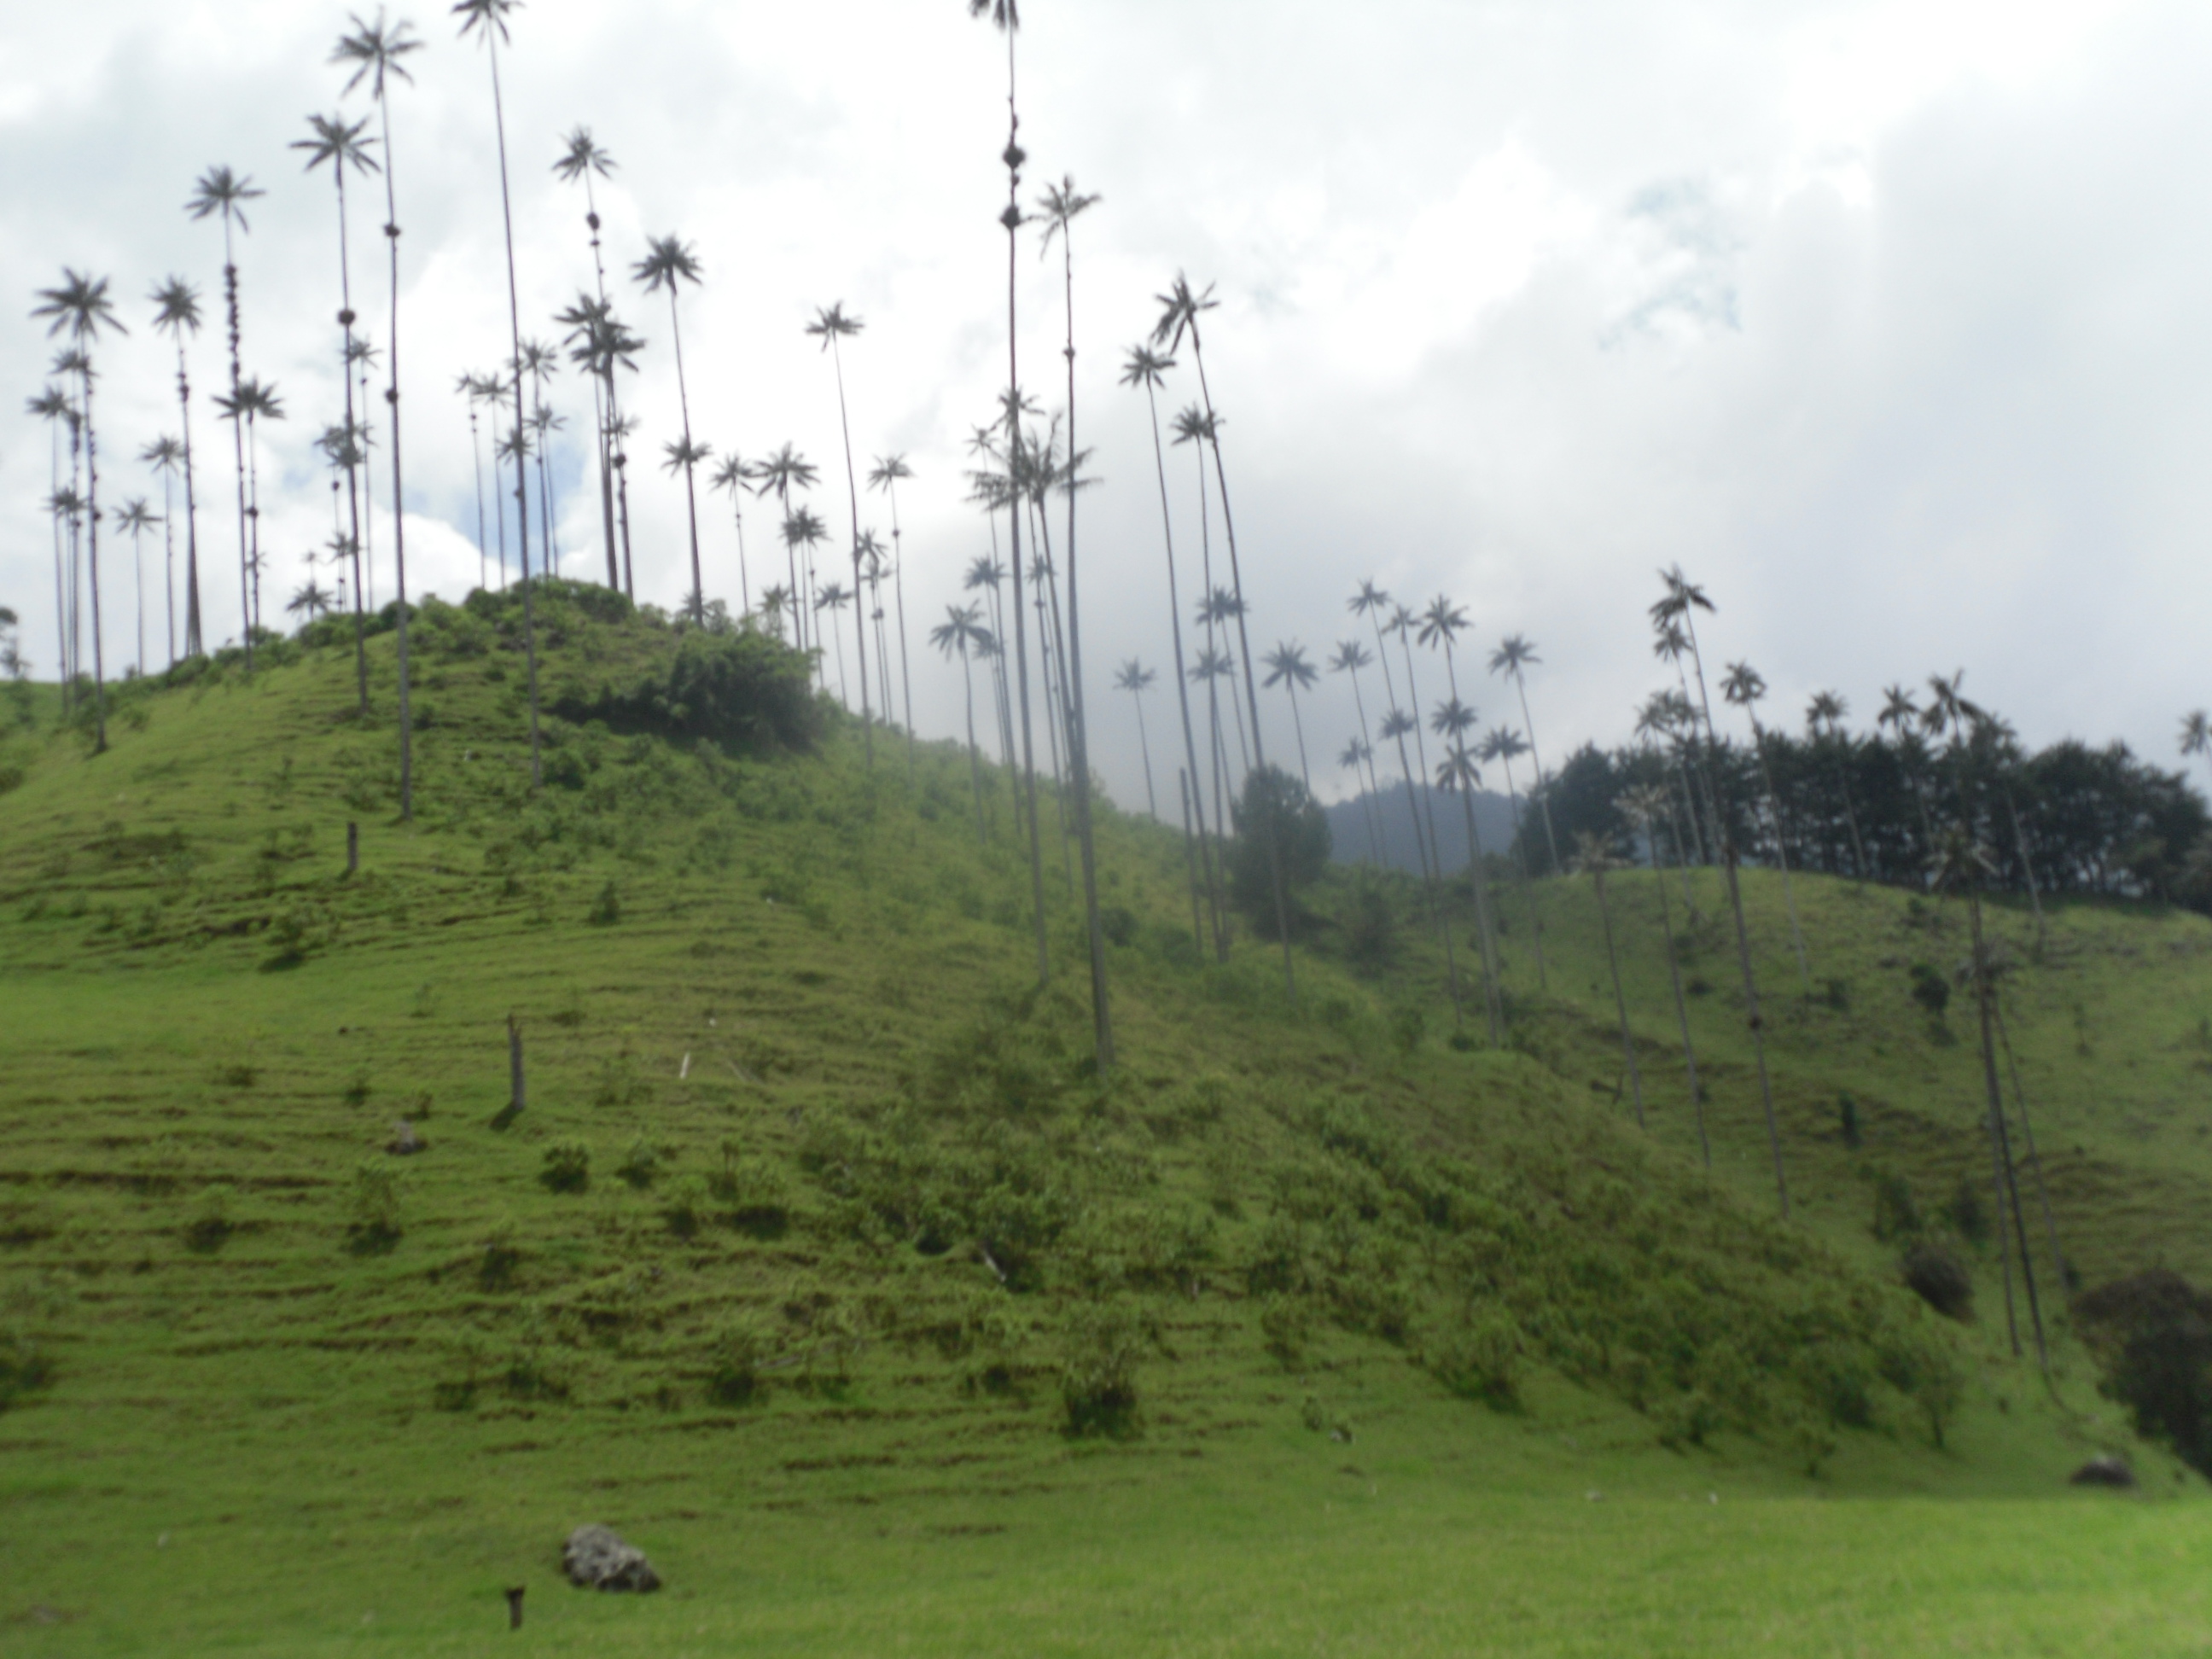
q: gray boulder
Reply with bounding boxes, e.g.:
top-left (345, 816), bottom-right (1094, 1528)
top-left (562, 1524), bottom-right (661, 1592)
top-left (387, 1121), bottom-right (426, 1155)
top-left (2069, 1454), bottom-right (2136, 1488)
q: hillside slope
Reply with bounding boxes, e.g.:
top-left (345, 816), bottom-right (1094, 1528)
top-left (0, 600), bottom-right (2201, 1655)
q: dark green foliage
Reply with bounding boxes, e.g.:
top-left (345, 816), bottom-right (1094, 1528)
top-left (587, 880), bottom-right (622, 926)
top-left (346, 1162), bottom-right (401, 1253)
top-left (1868, 1167), bottom-right (1921, 1241)
top-left (1340, 876), bottom-right (1398, 972)
top-left (183, 1184), bottom-right (234, 1254)
top-left (1060, 1300), bottom-right (1146, 1436)
top-left (1427, 1307), bottom-right (1522, 1409)
top-left (479, 1222), bottom-right (521, 1290)
top-left (555, 623), bottom-right (822, 756)
top-left (541, 1139), bottom-right (591, 1194)
top-left (1229, 766), bottom-right (1330, 937)
top-left (1944, 1174), bottom-right (1988, 1244)
top-left (706, 1322), bottom-right (767, 1406)
top-left (2075, 1271), bottom-right (2212, 1476)
top-left (1902, 1242), bottom-right (1974, 1321)
top-left (1837, 1092), bottom-right (1861, 1149)
top-left (1908, 963), bottom-right (1951, 1019)
top-left (617, 1137), bottom-right (661, 1190)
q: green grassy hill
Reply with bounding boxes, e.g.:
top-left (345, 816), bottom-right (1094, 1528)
top-left (1, 600), bottom-right (2206, 1656)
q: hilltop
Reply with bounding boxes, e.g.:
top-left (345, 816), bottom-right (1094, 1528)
top-left (0, 597), bottom-right (2205, 1656)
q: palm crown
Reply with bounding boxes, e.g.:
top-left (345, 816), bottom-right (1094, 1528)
top-left (451, 0), bottom-right (519, 47)
top-left (335, 9), bottom-right (423, 96)
top-left (634, 235), bottom-right (703, 297)
top-left (186, 166), bottom-right (264, 232)
top-left (149, 276), bottom-right (204, 338)
top-left (33, 271), bottom-right (126, 346)
top-left (292, 112), bottom-right (381, 180)
top-left (805, 301), bottom-right (864, 347)
top-left (1262, 643), bottom-right (1317, 691)
top-left (552, 125), bottom-right (614, 184)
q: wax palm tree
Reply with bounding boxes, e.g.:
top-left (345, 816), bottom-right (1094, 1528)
top-left (552, 125), bottom-right (620, 584)
top-left (629, 233), bottom-right (709, 615)
top-left (1621, 783), bottom-right (1706, 1164)
top-left (214, 376), bottom-right (284, 636)
top-left (1478, 724), bottom-right (1547, 990)
top-left (294, 109), bottom-right (381, 710)
top-left (709, 453), bottom-right (754, 613)
top-left (1124, 343), bottom-right (1226, 957)
top-left (1652, 566), bottom-right (1786, 1215)
top-left (1878, 683), bottom-right (1938, 859)
top-left (755, 444), bottom-right (820, 654)
top-left (760, 584), bottom-right (790, 643)
top-left (1390, 604), bottom-right (1453, 896)
top-left (2182, 711), bottom-right (2212, 795)
top-left (1154, 272), bottom-right (1293, 996)
top-left (658, 435), bottom-right (713, 611)
top-left (867, 454), bottom-right (918, 768)
top-left (1931, 828), bottom-right (2047, 1371)
top-left (518, 339), bottom-right (564, 571)
top-left (805, 301), bottom-right (876, 764)
top-left (1487, 635), bottom-right (1561, 874)
top-left (859, 532), bottom-right (894, 721)
top-left (288, 579), bottom-right (335, 623)
top-left (337, 6), bottom-right (428, 808)
top-left (780, 508), bottom-right (830, 682)
top-left (47, 483), bottom-right (84, 694)
top-left (963, 550), bottom-right (1016, 770)
top-left (968, 0), bottom-right (1053, 992)
top-left (1115, 660), bottom-right (1160, 818)
top-left (815, 583), bottom-right (854, 703)
top-left (1328, 638), bottom-right (1388, 860)
top-left (934, 602), bottom-right (992, 841)
top-left (140, 436), bottom-right (183, 667)
top-left (114, 498), bottom-right (159, 675)
top-left (1262, 642), bottom-right (1318, 789)
top-left (1423, 597), bottom-right (1509, 1010)
top-left (1571, 833), bottom-right (1646, 1126)
top-left (1037, 174), bottom-right (1112, 1061)
top-left (185, 165), bottom-right (264, 670)
top-left (1806, 690), bottom-right (1868, 876)
top-left (447, 0), bottom-right (544, 790)
top-left (1350, 582), bottom-right (1424, 870)
top-left (1636, 688), bottom-right (1706, 882)
top-left (148, 279), bottom-right (207, 659)
top-left (1336, 737), bottom-right (1382, 864)
top-left (556, 294), bottom-right (644, 594)
top-left (1720, 661), bottom-right (1811, 988)
top-left (33, 271), bottom-right (125, 748)
top-left (1380, 707), bottom-right (1460, 1020)
top-left (1433, 713), bottom-right (1499, 1040)
top-left (28, 386), bottom-right (75, 695)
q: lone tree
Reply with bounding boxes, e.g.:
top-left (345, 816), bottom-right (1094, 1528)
top-left (1228, 765), bottom-right (1330, 940)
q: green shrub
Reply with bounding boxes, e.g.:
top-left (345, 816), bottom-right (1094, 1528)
top-left (183, 1184), bottom-right (235, 1254)
top-left (662, 1175), bottom-right (709, 1239)
top-left (616, 1137), bottom-right (661, 1190)
top-left (706, 1321), bottom-right (767, 1406)
top-left (1259, 1295), bottom-right (1313, 1368)
top-left (1429, 1307), bottom-right (1522, 1409)
top-left (1868, 1167), bottom-right (1921, 1241)
top-left (2075, 1270), bottom-right (2212, 1476)
top-left (479, 1221), bottom-right (521, 1290)
top-left (587, 881), bottom-right (622, 926)
top-left (347, 1162), bottom-right (402, 1253)
top-left (540, 1139), bottom-right (592, 1195)
top-left (1059, 1301), bottom-right (1146, 1436)
top-left (552, 621), bottom-right (822, 754)
top-left (1227, 765), bottom-right (1331, 938)
top-left (1908, 962), bottom-right (1951, 1019)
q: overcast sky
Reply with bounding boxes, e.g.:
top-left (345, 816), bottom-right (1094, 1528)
top-left (6, 0), bottom-right (2209, 812)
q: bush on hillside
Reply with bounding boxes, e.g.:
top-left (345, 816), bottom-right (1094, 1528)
top-left (1228, 765), bottom-right (1331, 939)
top-left (346, 1162), bottom-right (403, 1253)
top-left (541, 1139), bottom-right (592, 1194)
top-left (1901, 1242), bottom-right (1974, 1321)
top-left (2075, 1270), bottom-right (2212, 1476)
top-left (1060, 1300), bottom-right (1146, 1435)
top-left (555, 625), bottom-right (821, 755)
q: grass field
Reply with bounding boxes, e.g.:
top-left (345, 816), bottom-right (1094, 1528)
top-left (0, 608), bottom-right (2205, 1654)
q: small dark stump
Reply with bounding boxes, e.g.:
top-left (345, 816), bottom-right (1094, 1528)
top-left (2069, 1454), bottom-right (2136, 1488)
top-left (562, 1524), bottom-right (661, 1592)
top-left (504, 1585), bottom-right (525, 1628)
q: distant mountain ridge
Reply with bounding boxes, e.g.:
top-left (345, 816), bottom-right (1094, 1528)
top-left (1325, 783), bottom-right (1525, 874)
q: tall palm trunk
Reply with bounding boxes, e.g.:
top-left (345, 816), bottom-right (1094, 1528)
top-left (1185, 320), bottom-right (1295, 996)
top-left (667, 291), bottom-right (705, 616)
top-left (157, 458), bottom-right (176, 667)
top-left (1396, 627), bottom-right (1464, 1021)
top-left (1440, 641), bottom-right (1502, 1038)
top-left (1284, 678), bottom-right (1310, 789)
top-left (582, 172), bottom-right (619, 588)
top-left (1511, 669), bottom-right (1562, 874)
top-left (481, 25), bottom-right (542, 789)
top-left (79, 361), bottom-right (109, 752)
top-left (1342, 660), bottom-right (1384, 864)
top-left (1745, 713), bottom-right (1810, 989)
top-left (364, 67), bottom-right (417, 812)
top-left (961, 643), bottom-right (986, 842)
top-left (1141, 375), bottom-right (1227, 961)
top-left (1387, 721), bottom-right (1456, 1015)
top-left (1592, 866), bottom-right (1644, 1126)
top-left (826, 335), bottom-right (873, 766)
top-left (1646, 828), bottom-right (1707, 1165)
top-left (1130, 690), bottom-right (1157, 818)
top-left (1497, 754), bottom-right (1548, 989)
top-left (1681, 614), bottom-right (1788, 1216)
top-left (1967, 884), bottom-right (2045, 1371)
top-left (1992, 998), bottom-right (2068, 1301)
top-left (220, 239), bottom-right (251, 670)
top-left (326, 153), bottom-right (372, 713)
top-left (172, 340), bottom-right (205, 659)
top-left (885, 474), bottom-right (916, 772)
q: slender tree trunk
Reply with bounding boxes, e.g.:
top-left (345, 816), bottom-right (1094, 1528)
top-left (888, 480), bottom-right (916, 774)
top-left (222, 239), bottom-right (252, 672)
top-left (172, 352), bottom-right (203, 660)
top-left (1514, 673), bottom-right (1562, 874)
top-left (1968, 888), bottom-right (2034, 1365)
top-left (1144, 380), bottom-right (1226, 962)
top-left (330, 165), bottom-right (372, 714)
top-left (962, 646), bottom-right (986, 843)
top-left (1648, 837), bottom-right (1708, 1165)
top-left (829, 336), bottom-right (873, 767)
top-left (1188, 324), bottom-right (1294, 999)
top-left (1179, 767), bottom-right (1206, 955)
top-left (485, 33), bottom-right (542, 790)
top-left (1747, 717), bottom-right (1809, 989)
top-left (81, 364), bottom-right (109, 753)
top-left (1286, 682), bottom-right (1310, 789)
top-left (1132, 692), bottom-right (1157, 819)
top-left (1681, 614), bottom-right (1788, 1216)
top-left (1593, 869), bottom-right (1644, 1126)
top-left (370, 79), bottom-right (416, 812)
top-left (1456, 777), bottom-right (1504, 1042)
top-left (160, 466), bottom-right (176, 667)
top-left (1993, 996), bottom-right (2068, 1301)
top-left (1395, 629), bottom-right (1463, 1021)
top-left (1500, 758), bottom-right (1548, 990)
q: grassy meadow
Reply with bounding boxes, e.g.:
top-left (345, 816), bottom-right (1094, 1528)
top-left (0, 603), bottom-right (2206, 1654)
